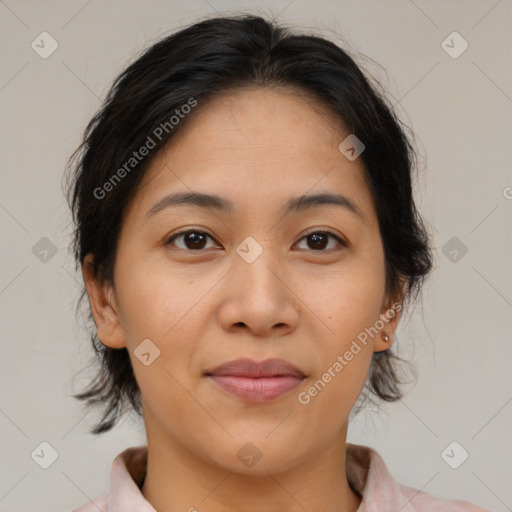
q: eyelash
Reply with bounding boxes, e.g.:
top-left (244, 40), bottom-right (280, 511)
top-left (164, 227), bottom-right (347, 253)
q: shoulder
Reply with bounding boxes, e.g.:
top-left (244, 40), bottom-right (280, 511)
top-left (69, 491), bottom-right (108, 512)
top-left (397, 482), bottom-right (490, 511)
top-left (69, 445), bottom-right (152, 512)
top-left (346, 443), bottom-right (490, 512)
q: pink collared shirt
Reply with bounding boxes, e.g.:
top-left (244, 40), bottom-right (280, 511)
top-left (70, 444), bottom-right (489, 511)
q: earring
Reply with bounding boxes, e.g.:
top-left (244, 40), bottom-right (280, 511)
top-left (381, 333), bottom-right (390, 342)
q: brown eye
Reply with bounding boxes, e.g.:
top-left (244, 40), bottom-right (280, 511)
top-left (295, 231), bottom-right (346, 252)
top-left (166, 230), bottom-right (217, 251)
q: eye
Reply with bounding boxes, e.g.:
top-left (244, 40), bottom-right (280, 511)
top-left (165, 229), bottom-right (218, 251)
top-left (165, 228), bottom-right (347, 252)
top-left (294, 229), bottom-right (346, 252)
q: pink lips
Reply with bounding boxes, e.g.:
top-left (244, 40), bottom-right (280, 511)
top-left (206, 358), bottom-right (306, 402)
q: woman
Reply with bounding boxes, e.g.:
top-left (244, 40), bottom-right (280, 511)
top-left (67, 14), bottom-right (488, 512)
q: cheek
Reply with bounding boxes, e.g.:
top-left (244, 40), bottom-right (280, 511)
top-left (118, 270), bottom-right (205, 427)
top-left (294, 341), bottom-right (374, 449)
top-left (312, 261), bottom-right (386, 343)
top-left (113, 257), bottom-right (223, 393)
top-left (301, 259), bottom-right (384, 403)
top-left (114, 256), bottom-right (206, 338)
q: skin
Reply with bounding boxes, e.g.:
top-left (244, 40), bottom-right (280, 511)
top-left (83, 86), bottom-right (403, 512)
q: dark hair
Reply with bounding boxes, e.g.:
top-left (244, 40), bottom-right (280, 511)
top-left (66, 14), bottom-right (433, 435)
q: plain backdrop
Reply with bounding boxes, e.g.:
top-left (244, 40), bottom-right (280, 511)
top-left (0, 1), bottom-right (510, 511)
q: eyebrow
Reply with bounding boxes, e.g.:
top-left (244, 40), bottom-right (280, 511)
top-left (145, 191), bottom-right (365, 221)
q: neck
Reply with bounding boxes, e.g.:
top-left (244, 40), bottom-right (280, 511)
top-left (140, 418), bottom-right (361, 512)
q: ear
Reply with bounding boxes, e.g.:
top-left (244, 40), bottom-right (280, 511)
top-left (373, 282), bottom-right (405, 353)
top-left (82, 254), bottom-right (126, 349)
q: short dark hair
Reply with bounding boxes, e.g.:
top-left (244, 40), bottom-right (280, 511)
top-left (66, 14), bottom-right (433, 435)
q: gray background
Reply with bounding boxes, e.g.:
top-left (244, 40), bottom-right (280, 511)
top-left (0, 1), bottom-right (510, 511)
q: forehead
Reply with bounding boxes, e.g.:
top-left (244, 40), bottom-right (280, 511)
top-left (167, 86), bottom-right (349, 159)
top-left (129, 86), bottom-right (376, 223)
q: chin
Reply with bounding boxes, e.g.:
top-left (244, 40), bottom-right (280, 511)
top-left (205, 440), bottom-right (309, 477)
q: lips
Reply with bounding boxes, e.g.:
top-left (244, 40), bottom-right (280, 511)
top-left (205, 358), bottom-right (306, 402)
top-left (207, 358), bottom-right (306, 378)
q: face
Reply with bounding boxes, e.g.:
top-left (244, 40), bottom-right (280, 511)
top-left (84, 87), bottom-right (402, 475)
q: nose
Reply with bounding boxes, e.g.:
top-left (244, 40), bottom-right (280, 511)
top-left (218, 247), bottom-right (300, 338)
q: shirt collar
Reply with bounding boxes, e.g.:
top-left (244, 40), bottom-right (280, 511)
top-left (345, 443), bottom-right (400, 510)
top-left (108, 445), bottom-right (155, 512)
top-left (103, 443), bottom-right (465, 512)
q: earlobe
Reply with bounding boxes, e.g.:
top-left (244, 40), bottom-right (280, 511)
top-left (82, 254), bottom-right (126, 349)
top-left (374, 331), bottom-right (393, 352)
top-left (374, 287), bottom-right (405, 353)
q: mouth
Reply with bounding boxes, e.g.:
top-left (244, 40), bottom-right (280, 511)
top-left (205, 358), bottom-right (306, 402)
